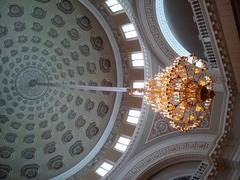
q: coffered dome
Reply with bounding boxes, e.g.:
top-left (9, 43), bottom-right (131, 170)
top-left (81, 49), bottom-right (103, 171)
top-left (0, 0), bottom-right (118, 179)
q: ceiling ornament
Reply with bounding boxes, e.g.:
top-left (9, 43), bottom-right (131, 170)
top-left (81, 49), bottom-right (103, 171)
top-left (21, 148), bottom-right (36, 159)
top-left (8, 5), bottom-right (24, 17)
top-left (0, 147), bottom-right (14, 159)
top-left (0, 165), bottom-right (12, 179)
top-left (31, 7), bottom-right (46, 19)
top-left (21, 164), bottom-right (39, 179)
top-left (69, 141), bottom-right (84, 157)
top-left (57, 0), bottom-right (75, 14)
top-left (76, 16), bottom-right (92, 31)
top-left (48, 155), bottom-right (63, 170)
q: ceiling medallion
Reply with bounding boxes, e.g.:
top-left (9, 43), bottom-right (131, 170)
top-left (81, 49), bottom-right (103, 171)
top-left (15, 67), bottom-right (48, 100)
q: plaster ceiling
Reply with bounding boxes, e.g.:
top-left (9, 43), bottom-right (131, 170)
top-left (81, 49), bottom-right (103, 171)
top-left (0, 0), bottom-right (117, 179)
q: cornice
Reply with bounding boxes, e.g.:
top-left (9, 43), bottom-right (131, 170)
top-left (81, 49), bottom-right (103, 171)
top-left (117, 139), bottom-right (212, 180)
top-left (196, 0), bottom-right (237, 178)
top-left (137, 0), bottom-right (177, 66)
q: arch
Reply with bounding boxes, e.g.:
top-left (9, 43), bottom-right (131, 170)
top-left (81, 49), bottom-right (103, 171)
top-left (139, 156), bottom-right (201, 180)
top-left (110, 134), bottom-right (214, 179)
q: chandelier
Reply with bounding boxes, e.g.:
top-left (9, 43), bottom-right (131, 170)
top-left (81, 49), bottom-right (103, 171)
top-left (131, 55), bottom-right (215, 131)
top-left (30, 55), bottom-right (214, 132)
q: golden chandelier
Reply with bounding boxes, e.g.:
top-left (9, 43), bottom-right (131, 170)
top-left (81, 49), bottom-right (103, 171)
top-left (130, 55), bottom-right (215, 131)
top-left (33, 55), bottom-right (214, 132)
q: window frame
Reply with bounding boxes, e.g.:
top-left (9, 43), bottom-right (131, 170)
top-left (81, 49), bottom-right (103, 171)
top-left (121, 23), bottom-right (138, 40)
top-left (126, 108), bottom-right (141, 125)
top-left (105, 0), bottom-right (124, 14)
top-left (130, 51), bottom-right (144, 68)
top-left (113, 135), bottom-right (131, 153)
top-left (95, 161), bottom-right (114, 177)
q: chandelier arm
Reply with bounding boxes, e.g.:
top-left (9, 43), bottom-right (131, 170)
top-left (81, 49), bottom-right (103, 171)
top-left (175, 97), bottom-right (187, 107)
top-left (194, 107), bottom-right (200, 120)
top-left (182, 106), bottom-right (188, 121)
top-left (196, 70), bottom-right (205, 82)
top-left (177, 76), bottom-right (185, 84)
top-left (192, 63), bottom-right (197, 79)
top-left (183, 63), bottom-right (189, 80)
top-left (197, 103), bottom-right (206, 112)
top-left (188, 106), bottom-right (194, 122)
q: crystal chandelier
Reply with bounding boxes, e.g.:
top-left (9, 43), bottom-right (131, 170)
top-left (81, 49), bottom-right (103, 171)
top-left (31, 55), bottom-right (214, 132)
top-left (137, 55), bottom-right (215, 131)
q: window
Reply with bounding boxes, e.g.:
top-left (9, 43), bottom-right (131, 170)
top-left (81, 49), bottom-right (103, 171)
top-left (132, 81), bottom-right (144, 96)
top-left (127, 109), bottom-right (141, 124)
top-left (114, 136), bottom-right (131, 152)
top-left (96, 161), bottom-right (113, 177)
top-left (131, 52), bottom-right (144, 67)
top-left (105, 0), bottom-right (123, 13)
top-left (121, 23), bottom-right (138, 39)
top-left (156, 0), bottom-right (190, 56)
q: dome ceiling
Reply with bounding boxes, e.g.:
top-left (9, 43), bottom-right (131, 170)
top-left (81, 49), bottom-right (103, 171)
top-left (0, 0), bottom-right (117, 179)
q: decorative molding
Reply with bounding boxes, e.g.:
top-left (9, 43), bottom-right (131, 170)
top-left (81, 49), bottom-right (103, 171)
top-left (0, 164), bottom-right (12, 179)
top-left (75, 116), bottom-right (86, 129)
top-left (90, 36), bottom-right (104, 50)
top-left (21, 164), bottom-right (39, 179)
top-left (69, 141), bottom-right (84, 157)
top-left (8, 5), bottom-right (24, 17)
top-left (44, 142), bottom-right (56, 154)
top-left (57, 0), bottom-right (75, 14)
top-left (68, 28), bottom-right (80, 40)
top-left (86, 122), bottom-right (99, 139)
top-left (0, 146), bottom-right (14, 159)
top-left (191, 0), bottom-right (237, 178)
top-left (146, 113), bottom-right (175, 142)
top-left (0, 26), bottom-right (8, 38)
top-left (31, 7), bottom-right (46, 19)
top-left (97, 101), bottom-right (109, 117)
top-left (51, 15), bottom-right (65, 28)
top-left (137, 0), bottom-right (176, 65)
top-left (14, 21), bottom-right (26, 32)
top-left (188, 0), bottom-right (218, 69)
top-left (117, 141), bottom-right (211, 180)
top-left (48, 155), bottom-right (64, 170)
top-left (147, 112), bottom-right (210, 143)
top-left (21, 148), bottom-right (36, 159)
top-left (76, 16), bottom-right (92, 31)
top-left (190, 161), bottom-right (208, 180)
top-left (62, 130), bottom-right (73, 143)
top-left (79, 44), bottom-right (90, 56)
